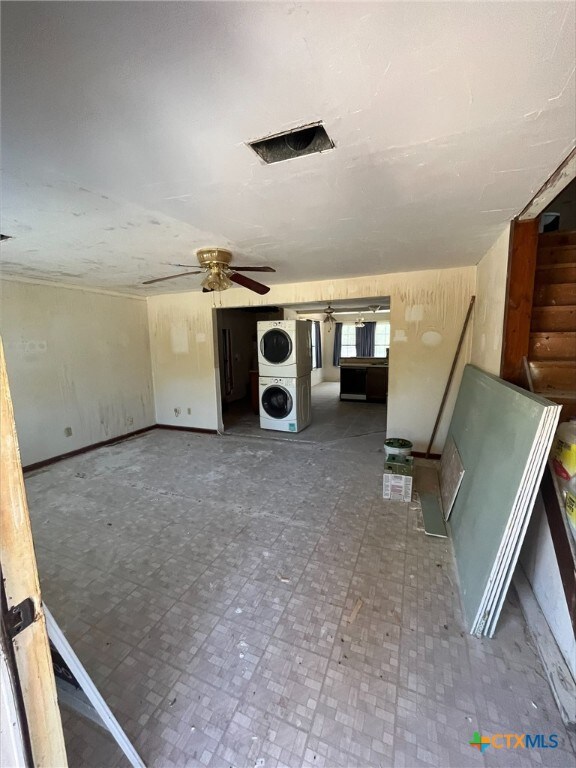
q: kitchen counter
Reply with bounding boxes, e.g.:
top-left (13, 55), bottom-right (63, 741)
top-left (340, 358), bottom-right (388, 402)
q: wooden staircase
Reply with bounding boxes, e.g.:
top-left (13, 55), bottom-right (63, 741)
top-left (529, 230), bottom-right (576, 419)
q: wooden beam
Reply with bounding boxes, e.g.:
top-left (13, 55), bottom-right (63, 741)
top-left (0, 336), bottom-right (68, 767)
top-left (501, 218), bottom-right (539, 384)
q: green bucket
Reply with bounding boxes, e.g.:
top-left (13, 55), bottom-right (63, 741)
top-left (384, 438), bottom-right (413, 458)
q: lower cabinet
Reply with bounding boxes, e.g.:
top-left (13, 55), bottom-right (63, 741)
top-left (340, 366), bottom-right (388, 402)
top-left (366, 366), bottom-right (388, 402)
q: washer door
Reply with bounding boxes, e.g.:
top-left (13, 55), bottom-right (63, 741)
top-left (261, 329), bottom-right (292, 364)
top-left (261, 386), bottom-right (293, 419)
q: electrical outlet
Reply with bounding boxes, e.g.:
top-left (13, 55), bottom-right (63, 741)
top-left (64, 427), bottom-right (73, 437)
top-left (126, 416), bottom-right (134, 426)
top-left (174, 407), bottom-right (181, 417)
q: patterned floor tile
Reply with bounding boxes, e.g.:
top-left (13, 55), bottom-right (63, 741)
top-left (244, 638), bottom-right (328, 732)
top-left (24, 417), bottom-right (576, 768)
top-left (273, 594), bottom-right (343, 657)
top-left (295, 561), bottom-right (353, 607)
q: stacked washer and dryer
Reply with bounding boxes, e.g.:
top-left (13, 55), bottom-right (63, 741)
top-left (257, 320), bottom-right (312, 433)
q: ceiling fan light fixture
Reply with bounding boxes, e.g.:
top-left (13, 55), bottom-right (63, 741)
top-left (323, 305), bottom-right (336, 331)
top-left (196, 247), bottom-right (232, 268)
top-left (201, 269), bottom-right (233, 292)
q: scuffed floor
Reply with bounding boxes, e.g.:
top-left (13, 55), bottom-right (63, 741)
top-left (25, 424), bottom-right (576, 767)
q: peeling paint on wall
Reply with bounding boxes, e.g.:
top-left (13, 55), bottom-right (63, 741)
top-left (170, 322), bottom-right (189, 354)
top-left (421, 330), bottom-right (443, 347)
top-left (0, 280), bottom-right (155, 465)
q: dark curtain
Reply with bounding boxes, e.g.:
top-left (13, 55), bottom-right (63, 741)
top-left (314, 321), bottom-right (322, 369)
top-left (332, 322), bottom-right (342, 366)
top-left (356, 321), bottom-right (376, 356)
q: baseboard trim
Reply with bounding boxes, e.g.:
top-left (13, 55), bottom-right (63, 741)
top-left (23, 426), bottom-right (156, 473)
top-left (155, 424), bottom-right (218, 435)
top-left (412, 451), bottom-right (442, 460)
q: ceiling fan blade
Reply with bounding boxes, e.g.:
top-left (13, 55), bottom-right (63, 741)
top-left (231, 266), bottom-right (276, 273)
top-left (142, 270), bottom-right (202, 285)
top-left (229, 272), bottom-right (270, 295)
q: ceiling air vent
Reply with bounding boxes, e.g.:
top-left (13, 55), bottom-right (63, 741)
top-left (249, 123), bottom-right (334, 164)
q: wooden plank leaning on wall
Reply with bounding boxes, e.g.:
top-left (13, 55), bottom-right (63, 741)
top-left (0, 336), bottom-right (68, 766)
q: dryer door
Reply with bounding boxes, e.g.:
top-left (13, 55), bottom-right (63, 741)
top-left (261, 329), bottom-right (292, 364)
top-left (261, 385), bottom-right (293, 419)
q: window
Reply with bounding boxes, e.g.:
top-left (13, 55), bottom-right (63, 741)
top-left (340, 324), bottom-right (357, 358)
top-left (374, 322), bottom-right (390, 357)
top-left (339, 321), bottom-right (390, 358)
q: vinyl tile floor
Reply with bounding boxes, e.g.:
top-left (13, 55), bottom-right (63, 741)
top-left (24, 419), bottom-right (576, 768)
top-left (222, 382), bottom-right (388, 454)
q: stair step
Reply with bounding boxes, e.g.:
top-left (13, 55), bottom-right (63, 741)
top-left (531, 305), bottom-right (576, 332)
top-left (535, 263), bottom-right (576, 284)
top-left (533, 282), bottom-right (576, 307)
top-left (537, 245), bottom-right (576, 266)
top-left (533, 391), bottom-right (576, 421)
top-left (528, 361), bottom-right (576, 392)
top-left (538, 231), bottom-right (576, 248)
top-left (529, 332), bottom-right (576, 361)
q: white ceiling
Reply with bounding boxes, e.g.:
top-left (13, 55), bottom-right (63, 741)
top-left (1, 1), bottom-right (575, 295)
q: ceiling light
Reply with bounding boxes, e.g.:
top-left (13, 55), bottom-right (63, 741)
top-left (323, 304), bottom-right (336, 331)
top-left (201, 270), bottom-right (233, 292)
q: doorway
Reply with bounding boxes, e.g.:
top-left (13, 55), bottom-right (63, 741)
top-left (215, 306), bottom-right (283, 431)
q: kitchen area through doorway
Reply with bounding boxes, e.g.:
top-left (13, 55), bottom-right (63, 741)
top-left (217, 297), bottom-right (391, 452)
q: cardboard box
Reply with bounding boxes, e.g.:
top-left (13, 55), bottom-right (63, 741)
top-left (383, 454), bottom-right (414, 502)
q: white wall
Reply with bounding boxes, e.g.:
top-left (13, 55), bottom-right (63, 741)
top-left (0, 279), bottom-right (155, 466)
top-left (323, 322), bottom-right (339, 382)
top-left (521, 495), bottom-right (576, 679)
top-left (470, 225), bottom-right (510, 375)
top-left (148, 266), bottom-right (476, 450)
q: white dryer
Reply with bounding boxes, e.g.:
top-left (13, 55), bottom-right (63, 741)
top-left (259, 375), bottom-right (312, 433)
top-left (257, 320), bottom-right (312, 377)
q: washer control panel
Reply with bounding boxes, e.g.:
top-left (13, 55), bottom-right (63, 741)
top-left (259, 376), bottom-right (289, 387)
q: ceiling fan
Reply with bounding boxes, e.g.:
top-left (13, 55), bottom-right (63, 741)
top-left (323, 304), bottom-right (335, 328)
top-left (143, 248), bottom-right (275, 295)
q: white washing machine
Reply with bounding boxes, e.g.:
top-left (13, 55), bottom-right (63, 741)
top-left (257, 320), bottom-right (312, 377)
top-left (259, 375), bottom-right (312, 433)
